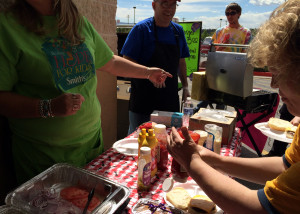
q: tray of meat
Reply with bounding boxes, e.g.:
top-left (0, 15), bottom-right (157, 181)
top-left (2, 163), bottom-right (130, 214)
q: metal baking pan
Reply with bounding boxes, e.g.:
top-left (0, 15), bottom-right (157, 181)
top-left (4, 163), bottom-right (130, 214)
top-left (0, 205), bottom-right (27, 214)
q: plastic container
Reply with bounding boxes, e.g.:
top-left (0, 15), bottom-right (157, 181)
top-left (137, 147), bottom-right (152, 191)
top-left (146, 129), bottom-right (158, 178)
top-left (204, 124), bottom-right (223, 154)
top-left (154, 124), bottom-right (168, 171)
top-left (132, 198), bottom-right (185, 214)
top-left (171, 130), bottom-right (200, 183)
top-left (182, 97), bottom-right (194, 128)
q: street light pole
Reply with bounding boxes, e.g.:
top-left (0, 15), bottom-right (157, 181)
top-left (220, 18), bottom-right (222, 27)
top-left (133, 6), bottom-right (136, 24)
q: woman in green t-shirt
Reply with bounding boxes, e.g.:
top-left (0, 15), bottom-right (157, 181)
top-left (0, 0), bottom-right (172, 184)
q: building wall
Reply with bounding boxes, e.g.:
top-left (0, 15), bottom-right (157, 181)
top-left (73, 0), bottom-right (118, 151)
top-left (0, 0), bottom-right (118, 204)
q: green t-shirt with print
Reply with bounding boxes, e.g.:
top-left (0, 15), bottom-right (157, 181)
top-left (0, 13), bottom-right (113, 183)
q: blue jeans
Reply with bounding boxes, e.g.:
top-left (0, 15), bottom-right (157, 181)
top-left (128, 111), bottom-right (151, 135)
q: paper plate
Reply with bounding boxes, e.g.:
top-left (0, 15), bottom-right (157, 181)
top-left (164, 179), bottom-right (223, 213)
top-left (254, 122), bottom-right (292, 143)
top-left (112, 138), bottom-right (139, 156)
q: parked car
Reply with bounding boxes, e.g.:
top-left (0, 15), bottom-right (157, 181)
top-left (200, 36), bottom-right (212, 55)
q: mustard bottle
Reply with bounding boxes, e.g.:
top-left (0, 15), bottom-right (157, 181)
top-left (146, 129), bottom-right (158, 178)
top-left (138, 128), bottom-right (147, 158)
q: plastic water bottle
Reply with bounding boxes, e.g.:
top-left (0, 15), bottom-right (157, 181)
top-left (182, 97), bottom-right (194, 127)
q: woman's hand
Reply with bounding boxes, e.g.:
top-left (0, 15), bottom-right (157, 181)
top-left (148, 67), bottom-right (172, 88)
top-left (51, 93), bottom-right (85, 117)
top-left (167, 126), bottom-right (201, 170)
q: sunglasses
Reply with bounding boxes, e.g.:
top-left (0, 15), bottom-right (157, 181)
top-left (225, 11), bottom-right (237, 16)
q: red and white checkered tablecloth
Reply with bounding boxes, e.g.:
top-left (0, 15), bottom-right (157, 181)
top-left (85, 127), bottom-right (242, 213)
top-left (85, 149), bottom-right (174, 213)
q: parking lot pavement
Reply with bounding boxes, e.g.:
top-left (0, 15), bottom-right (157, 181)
top-left (180, 75), bottom-right (281, 190)
top-left (180, 74), bottom-right (282, 157)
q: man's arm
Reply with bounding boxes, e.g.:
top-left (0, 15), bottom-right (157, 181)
top-left (178, 58), bottom-right (190, 102)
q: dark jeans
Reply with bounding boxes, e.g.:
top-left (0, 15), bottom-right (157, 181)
top-left (128, 111), bottom-right (150, 135)
top-left (269, 104), bottom-right (294, 156)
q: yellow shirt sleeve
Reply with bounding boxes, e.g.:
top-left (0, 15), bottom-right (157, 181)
top-left (285, 125), bottom-right (300, 164)
top-left (260, 126), bottom-right (300, 213)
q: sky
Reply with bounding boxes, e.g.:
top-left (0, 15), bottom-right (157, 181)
top-left (116, 0), bottom-right (285, 29)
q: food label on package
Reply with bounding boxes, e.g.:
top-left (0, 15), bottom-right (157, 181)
top-left (206, 132), bottom-right (215, 151)
top-left (142, 163), bottom-right (151, 186)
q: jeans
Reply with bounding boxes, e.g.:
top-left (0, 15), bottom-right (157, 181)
top-left (128, 111), bottom-right (150, 135)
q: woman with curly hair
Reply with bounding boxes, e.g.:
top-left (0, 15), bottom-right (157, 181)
top-left (167, 0), bottom-right (300, 213)
top-left (0, 0), bottom-right (171, 184)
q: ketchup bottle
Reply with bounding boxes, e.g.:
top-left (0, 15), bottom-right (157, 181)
top-left (171, 130), bottom-right (200, 183)
top-left (154, 124), bottom-right (168, 171)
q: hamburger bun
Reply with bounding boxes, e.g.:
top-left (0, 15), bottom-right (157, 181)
top-left (188, 195), bottom-right (216, 214)
top-left (285, 126), bottom-right (297, 139)
top-left (268, 117), bottom-right (293, 132)
top-left (166, 187), bottom-right (191, 210)
top-left (193, 130), bottom-right (208, 146)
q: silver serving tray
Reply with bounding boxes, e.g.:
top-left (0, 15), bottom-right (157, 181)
top-left (0, 205), bottom-right (26, 214)
top-left (3, 163), bottom-right (130, 214)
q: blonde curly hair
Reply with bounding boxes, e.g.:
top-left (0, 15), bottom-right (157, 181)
top-left (248, 0), bottom-right (300, 81)
top-left (9, 0), bottom-right (84, 46)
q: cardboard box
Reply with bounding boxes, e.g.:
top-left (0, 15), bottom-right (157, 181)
top-left (150, 111), bottom-right (183, 128)
top-left (191, 71), bottom-right (208, 101)
top-left (189, 108), bottom-right (237, 145)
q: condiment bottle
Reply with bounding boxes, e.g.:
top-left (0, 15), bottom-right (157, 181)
top-left (171, 130), bottom-right (200, 183)
top-left (138, 147), bottom-right (151, 191)
top-left (146, 129), bottom-right (158, 178)
top-left (154, 124), bottom-right (168, 171)
top-left (138, 128), bottom-right (147, 158)
top-left (204, 124), bottom-right (223, 154)
top-left (182, 97), bottom-right (194, 128)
